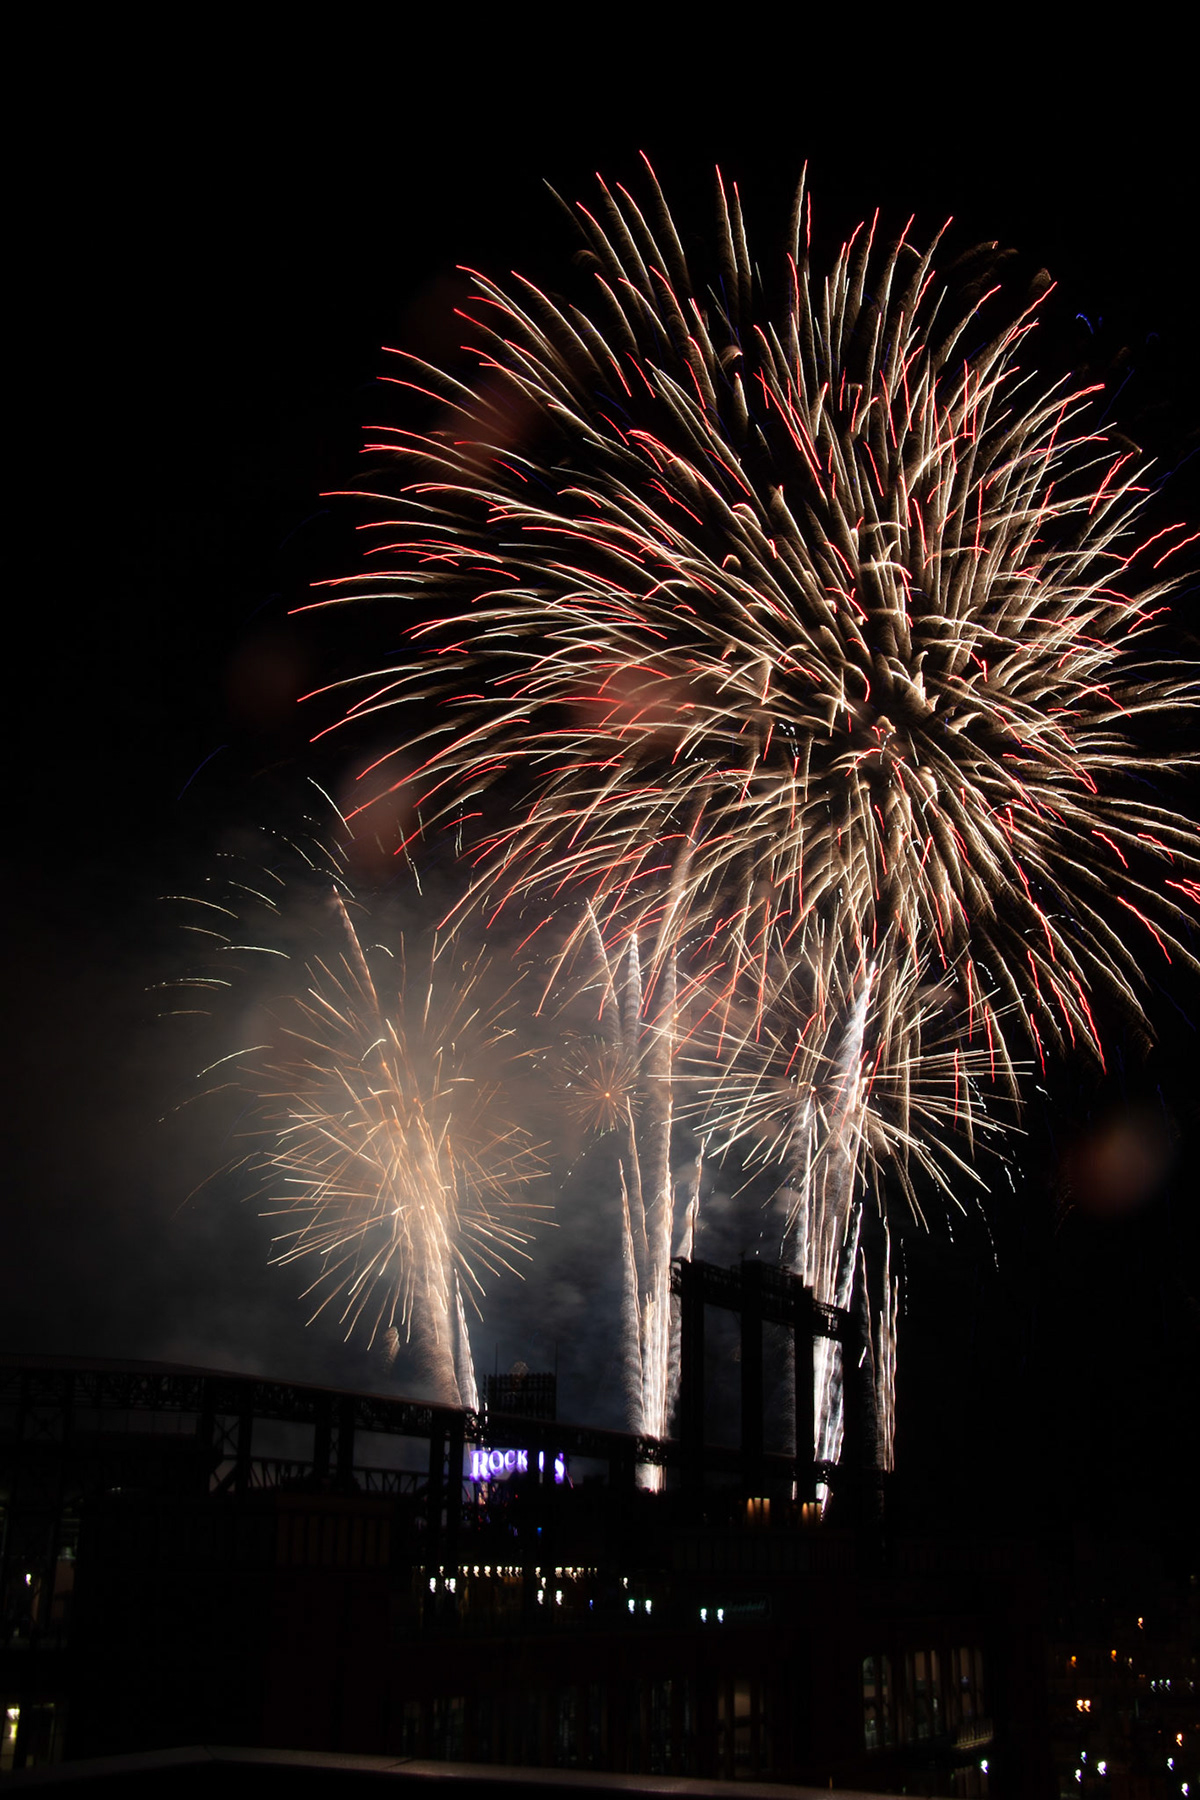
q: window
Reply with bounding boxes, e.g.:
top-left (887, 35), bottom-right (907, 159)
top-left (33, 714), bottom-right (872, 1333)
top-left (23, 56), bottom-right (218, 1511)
top-left (863, 1654), bottom-right (894, 1749)
top-left (717, 1676), bottom-right (767, 1777)
top-left (554, 1688), bottom-right (578, 1767)
top-left (906, 1649), bottom-right (942, 1742)
top-left (647, 1678), bottom-right (673, 1773)
top-left (950, 1645), bottom-right (986, 1731)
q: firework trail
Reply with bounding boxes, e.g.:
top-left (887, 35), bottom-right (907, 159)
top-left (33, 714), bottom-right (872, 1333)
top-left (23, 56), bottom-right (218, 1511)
top-left (802, 969), bottom-right (871, 1475)
top-left (692, 930), bottom-right (1000, 1481)
top-left (171, 823), bottom-right (546, 1406)
top-left (871, 1225), bottom-right (899, 1474)
top-left (559, 911), bottom-right (702, 1476)
top-left (310, 164), bottom-right (1197, 1472)
top-left (695, 961), bottom-right (883, 1485)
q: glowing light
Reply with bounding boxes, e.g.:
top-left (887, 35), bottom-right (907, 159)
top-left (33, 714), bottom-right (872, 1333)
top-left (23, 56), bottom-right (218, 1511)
top-left (175, 818), bottom-right (546, 1405)
top-left (320, 165), bottom-right (1197, 1464)
top-left (563, 923), bottom-right (701, 1475)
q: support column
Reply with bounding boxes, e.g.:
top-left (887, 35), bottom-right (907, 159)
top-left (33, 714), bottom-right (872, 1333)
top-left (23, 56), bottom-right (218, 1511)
top-left (196, 1378), bottom-right (217, 1492)
top-left (677, 1258), bottom-right (705, 1493)
top-left (792, 1284), bottom-right (816, 1503)
top-left (609, 1443), bottom-right (636, 1491)
top-left (739, 1262), bottom-right (764, 1493)
top-left (234, 1393), bottom-right (254, 1496)
top-left (840, 1287), bottom-right (884, 1530)
top-left (427, 1414), bottom-right (447, 1560)
top-left (444, 1410), bottom-right (464, 1574)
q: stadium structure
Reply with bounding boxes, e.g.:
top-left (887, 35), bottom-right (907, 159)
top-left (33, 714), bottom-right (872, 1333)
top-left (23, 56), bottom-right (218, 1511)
top-left (5, 1258), bottom-right (1186, 1796)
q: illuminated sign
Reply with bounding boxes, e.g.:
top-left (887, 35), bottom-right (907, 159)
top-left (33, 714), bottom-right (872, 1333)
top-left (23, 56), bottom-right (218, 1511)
top-left (467, 1447), bottom-right (566, 1484)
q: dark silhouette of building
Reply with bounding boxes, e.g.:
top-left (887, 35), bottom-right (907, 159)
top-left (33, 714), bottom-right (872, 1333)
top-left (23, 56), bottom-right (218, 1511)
top-left (483, 1365), bottom-right (557, 1425)
top-left (6, 1260), bottom-right (1189, 1795)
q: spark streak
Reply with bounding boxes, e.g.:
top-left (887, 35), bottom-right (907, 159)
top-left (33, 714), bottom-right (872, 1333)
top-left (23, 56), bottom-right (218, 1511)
top-left (171, 823), bottom-right (547, 1405)
top-left (314, 164), bottom-right (1195, 1476)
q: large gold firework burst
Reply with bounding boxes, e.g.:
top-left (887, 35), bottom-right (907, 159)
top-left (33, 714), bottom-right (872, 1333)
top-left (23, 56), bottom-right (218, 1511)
top-left (252, 898), bottom-right (546, 1356)
top-left (313, 162), bottom-right (1197, 1153)
top-left (173, 822), bottom-right (547, 1405)
top-left (298, 168), bottom-right (1197, 1473)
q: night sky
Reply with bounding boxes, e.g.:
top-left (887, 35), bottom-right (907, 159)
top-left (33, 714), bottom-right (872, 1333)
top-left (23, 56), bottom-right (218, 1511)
top-left (9, 39), bottom-right (1198, 1542)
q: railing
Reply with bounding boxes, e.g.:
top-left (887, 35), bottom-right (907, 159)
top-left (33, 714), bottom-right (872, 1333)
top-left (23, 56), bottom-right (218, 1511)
top-left (233, 1457), bottom-right (425, 1495)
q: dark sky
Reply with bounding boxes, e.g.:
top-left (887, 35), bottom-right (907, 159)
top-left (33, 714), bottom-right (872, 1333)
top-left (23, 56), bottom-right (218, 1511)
top-left (8, 39), bottom-right (1198, 1535)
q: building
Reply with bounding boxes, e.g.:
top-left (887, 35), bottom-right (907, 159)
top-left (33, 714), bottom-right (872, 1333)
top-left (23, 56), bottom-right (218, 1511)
top-left (2, 1261), bottom-right (1144, 1795)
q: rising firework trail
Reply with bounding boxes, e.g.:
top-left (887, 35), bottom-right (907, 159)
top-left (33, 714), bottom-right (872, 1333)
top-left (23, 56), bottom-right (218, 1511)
top-left (557, 909), bottom-right (702, 1477)
top-left (169, 818), bottom-right (547, 1406)
top-left (308, 163), bottom-right (1198, 1475)
top-left (692, 930), bottom-right (1001, 1479)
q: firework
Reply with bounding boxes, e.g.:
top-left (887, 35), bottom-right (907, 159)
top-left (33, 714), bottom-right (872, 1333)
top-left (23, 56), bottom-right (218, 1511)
top-left (690, 933), bottom-right (999, 1478)
top-left (555, 911), bottom-right (700, 1473)
top-left (556, 1035), bottom-right (642, 1139)
top-left (172, 820), bottom-right (547, 1406)
top-left (310, 165), bottom-right (1197, 1473)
